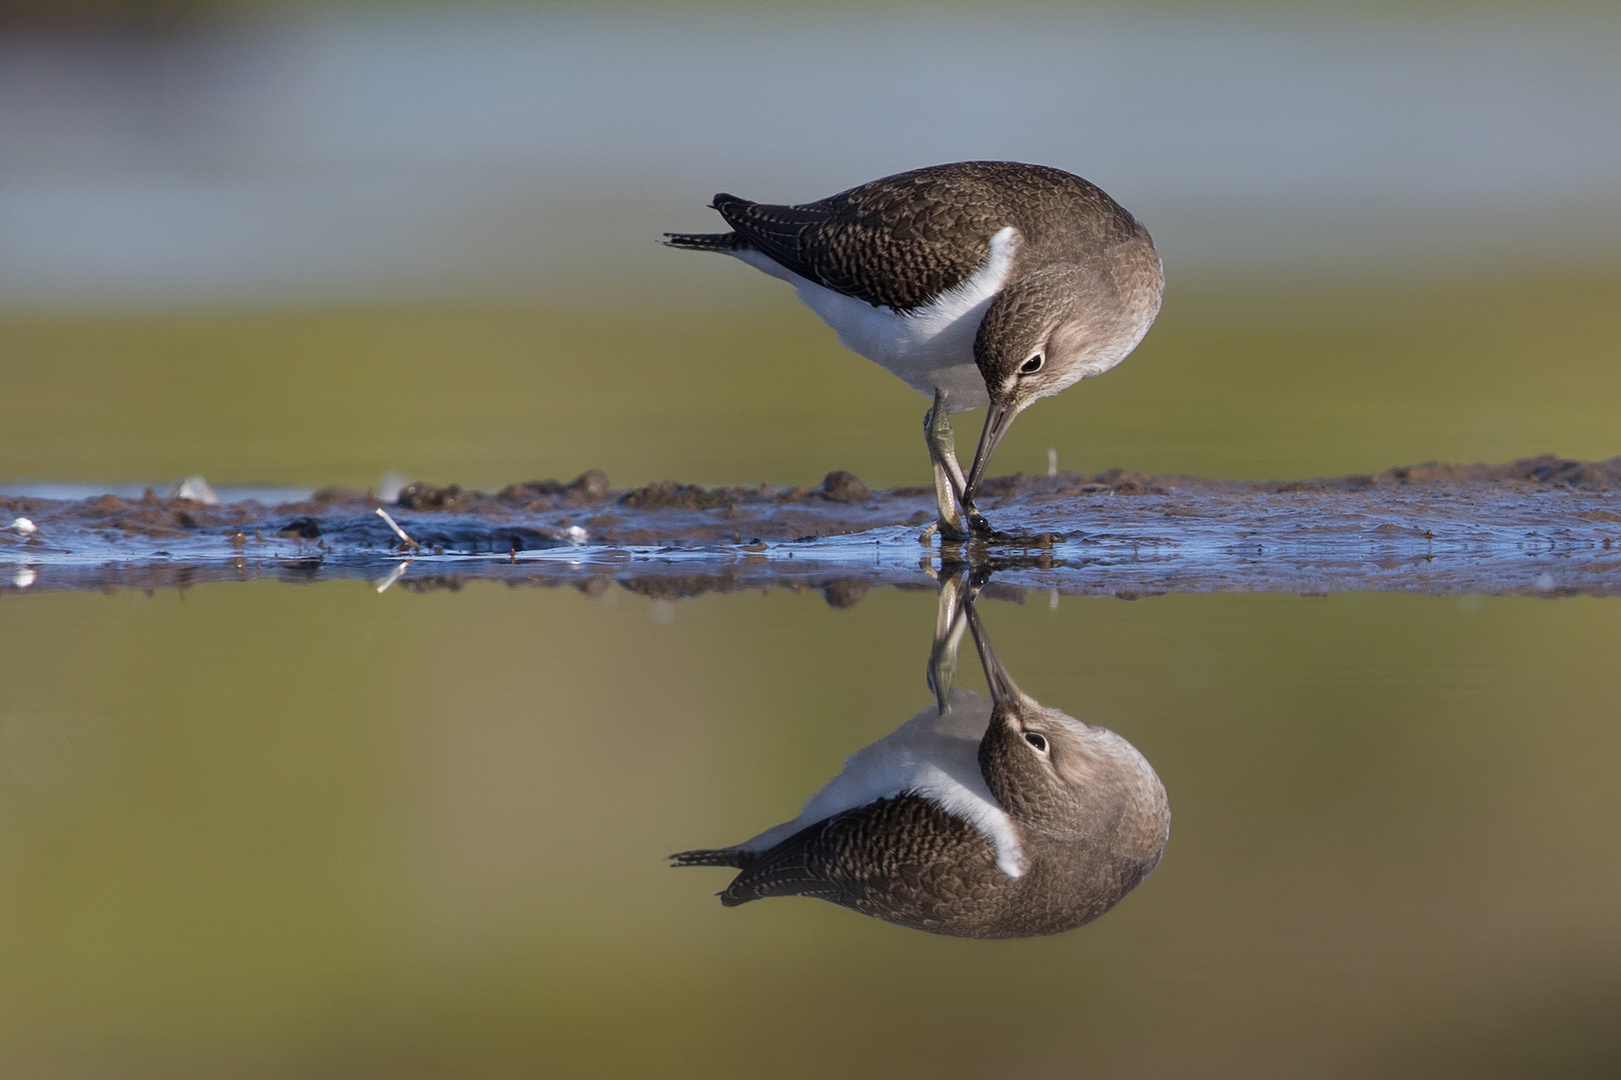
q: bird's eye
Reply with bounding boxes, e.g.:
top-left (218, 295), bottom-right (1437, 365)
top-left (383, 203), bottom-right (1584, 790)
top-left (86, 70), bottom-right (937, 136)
top-left (1023, 731), bottom-right (1049, 752)
top-left (1019, 354), bottom-right (1044, 375)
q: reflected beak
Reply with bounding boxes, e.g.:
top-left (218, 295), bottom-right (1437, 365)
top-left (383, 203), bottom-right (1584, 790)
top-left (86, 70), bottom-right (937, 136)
top-left (964, 401), bottom-right (1018, 509)
top-left (966, 603), bottom-right (1021, 706)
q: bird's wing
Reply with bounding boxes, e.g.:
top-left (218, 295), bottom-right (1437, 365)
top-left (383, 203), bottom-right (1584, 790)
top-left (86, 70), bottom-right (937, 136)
top-left (712, 169), bottom-right (1015, 312)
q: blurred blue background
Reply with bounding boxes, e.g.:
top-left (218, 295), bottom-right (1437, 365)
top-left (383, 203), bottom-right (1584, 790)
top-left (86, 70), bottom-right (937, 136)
top-left (4, 2), bottom-right (1619, 307)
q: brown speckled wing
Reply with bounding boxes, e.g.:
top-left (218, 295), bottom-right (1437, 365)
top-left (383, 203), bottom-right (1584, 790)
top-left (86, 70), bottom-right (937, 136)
top-left (713, 161), bottom-right (1146, 313)
top-left (714, 185), bottom-right (994, 311)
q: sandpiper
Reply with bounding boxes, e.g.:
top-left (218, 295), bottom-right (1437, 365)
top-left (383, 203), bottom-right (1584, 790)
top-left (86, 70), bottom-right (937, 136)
top-left (665, 161), bottom-right (1163, 539)
top-left (671, 590), bottom-right (1170, 938)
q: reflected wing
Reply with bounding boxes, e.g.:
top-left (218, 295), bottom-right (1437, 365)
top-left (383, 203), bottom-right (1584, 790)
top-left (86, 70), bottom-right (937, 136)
top-left (715, 796), bottom-right (994, 914)
top-left (715, 800), bottom-right (900, 907)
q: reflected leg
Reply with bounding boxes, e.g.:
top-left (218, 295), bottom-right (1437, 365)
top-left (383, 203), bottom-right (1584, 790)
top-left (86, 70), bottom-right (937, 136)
top-left (926, 569), bottom-right (973, 713)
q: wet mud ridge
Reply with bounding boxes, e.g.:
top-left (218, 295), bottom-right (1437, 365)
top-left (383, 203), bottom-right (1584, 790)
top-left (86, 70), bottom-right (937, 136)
top-left (4, 456), bottom-right (1621, 600)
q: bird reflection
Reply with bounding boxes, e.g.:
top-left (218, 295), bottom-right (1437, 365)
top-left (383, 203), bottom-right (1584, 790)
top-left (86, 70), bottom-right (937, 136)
top-left (672, 574), bottom-right (1169, 938)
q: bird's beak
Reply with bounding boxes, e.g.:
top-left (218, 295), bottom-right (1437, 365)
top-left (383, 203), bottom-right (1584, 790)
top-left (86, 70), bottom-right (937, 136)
top-left (966, 603), bottom-right (1021, 706)
top-left (964, 401), bottom-right (1018, 509)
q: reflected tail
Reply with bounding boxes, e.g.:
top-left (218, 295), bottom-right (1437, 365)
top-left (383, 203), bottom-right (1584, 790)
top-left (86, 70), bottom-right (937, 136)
top-left (670, 848), bottom-right (754, 869)
top-left (662, 232), bottom-right (745, 252)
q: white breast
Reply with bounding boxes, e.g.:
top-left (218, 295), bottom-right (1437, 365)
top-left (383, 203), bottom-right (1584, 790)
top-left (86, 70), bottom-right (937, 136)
top-left (729, 226), bottom-right (1019, 412)
top-left (735, 689), bottom-right (1026, 878)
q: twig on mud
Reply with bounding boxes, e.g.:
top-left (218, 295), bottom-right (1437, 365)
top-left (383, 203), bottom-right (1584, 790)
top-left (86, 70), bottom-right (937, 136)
top-left (374, 507), bottom-right (421, 551)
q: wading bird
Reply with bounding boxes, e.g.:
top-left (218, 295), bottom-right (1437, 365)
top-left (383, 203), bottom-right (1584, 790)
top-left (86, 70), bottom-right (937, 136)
top-left (665, 161), bottom-right (1163, 540)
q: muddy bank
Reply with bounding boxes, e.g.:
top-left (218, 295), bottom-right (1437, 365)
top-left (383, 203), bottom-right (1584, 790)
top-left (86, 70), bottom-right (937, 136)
top-left (4, 455), bottom-right (1620, 599)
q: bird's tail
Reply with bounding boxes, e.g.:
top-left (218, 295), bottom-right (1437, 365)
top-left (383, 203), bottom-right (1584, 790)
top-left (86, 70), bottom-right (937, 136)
top-left (661, 231), bottom-right (745, 252)
top-left (669, 847), bottom-right (755, 869)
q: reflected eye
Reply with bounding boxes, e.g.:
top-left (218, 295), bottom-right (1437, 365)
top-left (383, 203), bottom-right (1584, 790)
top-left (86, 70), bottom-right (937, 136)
top-left (1019, 354), bottom-right (1044, 375)
top-left (1023, 731), bottom-right (1049, 752)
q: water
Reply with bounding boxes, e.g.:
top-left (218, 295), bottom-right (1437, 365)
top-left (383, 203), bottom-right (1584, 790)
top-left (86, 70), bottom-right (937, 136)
top-left (7, 460), bottom-right (1621, 596)
top-left (2, 577), bottom-right (1617, 1076)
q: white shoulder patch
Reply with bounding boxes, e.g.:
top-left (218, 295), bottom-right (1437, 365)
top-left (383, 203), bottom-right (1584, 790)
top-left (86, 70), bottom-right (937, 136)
top-left (735, 689), bottom-right (1027, 878)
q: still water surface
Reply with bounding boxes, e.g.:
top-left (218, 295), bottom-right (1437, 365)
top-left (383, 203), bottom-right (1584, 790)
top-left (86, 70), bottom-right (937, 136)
top-left (2, 578), bottom-right (1616, 1076)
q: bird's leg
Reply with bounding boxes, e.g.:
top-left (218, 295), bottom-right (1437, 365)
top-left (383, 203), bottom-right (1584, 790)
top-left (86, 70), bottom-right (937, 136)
top-left (925, 390), bottom-right (997, 539)
top-left (923, 389), bottom-right (970, 541)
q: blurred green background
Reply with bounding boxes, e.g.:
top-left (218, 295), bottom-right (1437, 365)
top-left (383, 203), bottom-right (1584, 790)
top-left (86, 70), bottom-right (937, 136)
top-left (2, 585), bottom-right (1618, 1077)
top-left (3, 2), bottom-right (1621, 1077)
top-left (5, 270), bottom-right (1621, 492)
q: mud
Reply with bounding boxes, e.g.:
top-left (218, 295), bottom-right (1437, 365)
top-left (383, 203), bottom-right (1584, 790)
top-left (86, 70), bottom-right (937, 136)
top-left (4, 455), bottom-right (1620, 600)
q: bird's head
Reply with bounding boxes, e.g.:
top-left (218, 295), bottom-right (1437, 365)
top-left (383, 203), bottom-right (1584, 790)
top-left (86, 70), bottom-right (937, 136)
top-left (964, 259), bottom-right (1160, 503)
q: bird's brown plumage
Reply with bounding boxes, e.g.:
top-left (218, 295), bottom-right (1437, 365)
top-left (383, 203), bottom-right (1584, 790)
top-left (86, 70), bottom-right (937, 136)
top-left (666, 160), bottom-right (1151, 312)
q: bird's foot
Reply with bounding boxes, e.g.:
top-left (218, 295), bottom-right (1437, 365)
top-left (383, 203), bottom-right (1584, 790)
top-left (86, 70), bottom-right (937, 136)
top-left (918, 520), bottom-right (972, 546)
top-left (938, 510), bottom-right (1068, 551)
top-left (925, 509), bottom-right (999, 547)
top-left (936, 516), bottom-right (974, 545)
